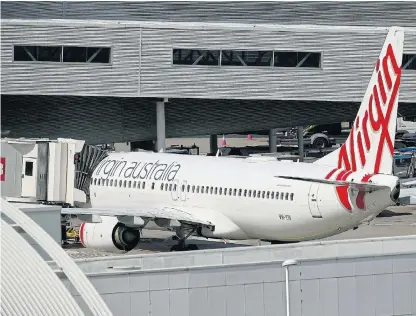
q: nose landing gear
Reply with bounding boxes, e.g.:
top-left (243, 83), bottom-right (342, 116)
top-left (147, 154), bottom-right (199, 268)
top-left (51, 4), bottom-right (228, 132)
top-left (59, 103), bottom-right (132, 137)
top-left (170, 227), bottom-right (199, 251)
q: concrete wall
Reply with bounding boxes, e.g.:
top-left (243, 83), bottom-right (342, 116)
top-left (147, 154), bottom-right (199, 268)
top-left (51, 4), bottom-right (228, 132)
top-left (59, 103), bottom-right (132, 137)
top-left (60, 252), bottom-right (416, 316)
top-left (1, 19), bottom-right (416, 102)
top-left (2, 1), bottom-right (416, 27)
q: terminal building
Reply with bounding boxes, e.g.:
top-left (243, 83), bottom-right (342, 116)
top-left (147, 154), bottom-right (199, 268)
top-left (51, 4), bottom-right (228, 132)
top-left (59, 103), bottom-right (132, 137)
top-left (1, 2), bottom-right (416, 148)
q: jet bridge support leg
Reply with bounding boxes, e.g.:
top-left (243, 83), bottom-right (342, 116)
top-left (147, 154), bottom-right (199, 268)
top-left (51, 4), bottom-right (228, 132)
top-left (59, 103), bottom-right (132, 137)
top-left (156, 99), bottom-right (167, 152)
top-left (297, 126), bottom-right (304, 161)
top-left (269, 129), bottom-right (277, 153)
top-left (209, 135), bottom-right (218, 155)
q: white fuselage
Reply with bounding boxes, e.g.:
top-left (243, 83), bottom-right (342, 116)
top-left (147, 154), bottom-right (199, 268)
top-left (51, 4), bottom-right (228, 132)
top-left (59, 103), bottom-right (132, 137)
top-left (89, 151), bottom-right (396, 242)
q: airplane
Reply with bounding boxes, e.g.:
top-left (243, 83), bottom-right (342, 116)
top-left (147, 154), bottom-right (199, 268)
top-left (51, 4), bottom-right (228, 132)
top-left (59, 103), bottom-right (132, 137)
top-left (63, 26), bottom-right (404, 252)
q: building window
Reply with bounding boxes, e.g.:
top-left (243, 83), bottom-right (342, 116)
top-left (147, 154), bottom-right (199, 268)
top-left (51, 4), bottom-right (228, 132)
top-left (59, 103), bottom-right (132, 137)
top-left (14, 45), bottom-right (61, 62)
top-left (172, 48), bottom-right (321, 69)
top-left (173, 49), bottom-right (220, 66)
top-left (221, 50), bottom-right (273, 67)
top-left (274, 51), bottom-right (321, 68)
top-left (403, 54), bottom-right (416, 70)
top-left (13, 45), bottom-right (111, 63)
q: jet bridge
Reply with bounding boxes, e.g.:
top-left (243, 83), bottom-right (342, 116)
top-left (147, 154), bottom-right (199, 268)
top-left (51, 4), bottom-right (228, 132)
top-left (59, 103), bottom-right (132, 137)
top-left (0, 137), bottom-right (106, 207)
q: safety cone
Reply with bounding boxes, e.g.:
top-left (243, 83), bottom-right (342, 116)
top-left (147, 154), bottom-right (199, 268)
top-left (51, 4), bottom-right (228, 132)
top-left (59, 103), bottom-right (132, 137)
top-left (247, 134), bottom-right (253, 140)
top-left (221, 135), bottom-right (227, 147)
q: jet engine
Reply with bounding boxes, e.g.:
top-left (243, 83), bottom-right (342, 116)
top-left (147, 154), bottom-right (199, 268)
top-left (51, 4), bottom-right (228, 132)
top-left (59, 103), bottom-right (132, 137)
top-left (79, 216), bottom-right (141, 253)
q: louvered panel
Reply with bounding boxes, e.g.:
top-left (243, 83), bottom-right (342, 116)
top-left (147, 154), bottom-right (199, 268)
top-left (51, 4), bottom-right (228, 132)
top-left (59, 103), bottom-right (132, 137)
top-left (2, 95), bottom-right (416, 144)
top-left (2, 2), bottom-right (416, 28)
top-left (1, 23), bottom-right (141, 96)
top-left (140, 27), bottom-right (416, 102)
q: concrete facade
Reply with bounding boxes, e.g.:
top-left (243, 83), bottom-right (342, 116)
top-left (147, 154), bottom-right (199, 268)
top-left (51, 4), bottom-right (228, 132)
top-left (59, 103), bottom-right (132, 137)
top-left (1, 2), bottom-right (416, 142)
top-left (57, 235), bottom-right (416, 316)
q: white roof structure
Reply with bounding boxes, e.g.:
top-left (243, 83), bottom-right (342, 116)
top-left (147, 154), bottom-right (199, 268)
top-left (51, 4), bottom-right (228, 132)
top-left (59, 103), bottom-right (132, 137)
top-left (0, 198), bottom-right (113, 316)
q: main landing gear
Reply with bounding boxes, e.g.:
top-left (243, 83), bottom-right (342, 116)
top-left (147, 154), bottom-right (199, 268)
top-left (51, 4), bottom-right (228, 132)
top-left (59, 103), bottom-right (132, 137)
top-left (170, 227), bottom-right (199, 251)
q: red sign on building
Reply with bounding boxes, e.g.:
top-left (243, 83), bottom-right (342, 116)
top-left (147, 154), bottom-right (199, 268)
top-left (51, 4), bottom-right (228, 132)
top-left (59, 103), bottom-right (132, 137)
top-left (0, 157), bottom-right (5, 182)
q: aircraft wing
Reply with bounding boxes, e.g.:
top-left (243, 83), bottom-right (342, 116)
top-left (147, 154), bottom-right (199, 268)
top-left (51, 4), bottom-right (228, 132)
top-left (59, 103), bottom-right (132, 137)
top-left (61, 206), bottom-right (215, 229)
top-left (275, 175), bottom-right (389, 192)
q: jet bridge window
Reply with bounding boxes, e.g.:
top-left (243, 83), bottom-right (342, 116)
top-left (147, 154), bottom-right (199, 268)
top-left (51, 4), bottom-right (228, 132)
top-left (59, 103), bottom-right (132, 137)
top-left (274, 51), bottom-right (321, 68)
top-left (403, 54), bottom-right (416, 70)
top-left (63, 46), bottom-right (111, 63)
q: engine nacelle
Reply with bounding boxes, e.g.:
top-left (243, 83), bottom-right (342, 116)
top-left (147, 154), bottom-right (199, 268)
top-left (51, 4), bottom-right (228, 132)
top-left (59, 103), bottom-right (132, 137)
top-left (79, 216), bottom-right (141, 253)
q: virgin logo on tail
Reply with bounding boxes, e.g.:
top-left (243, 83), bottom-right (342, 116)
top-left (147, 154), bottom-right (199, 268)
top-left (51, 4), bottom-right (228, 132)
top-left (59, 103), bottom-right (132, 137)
top-left (326, 42), bottom-right (402, 212)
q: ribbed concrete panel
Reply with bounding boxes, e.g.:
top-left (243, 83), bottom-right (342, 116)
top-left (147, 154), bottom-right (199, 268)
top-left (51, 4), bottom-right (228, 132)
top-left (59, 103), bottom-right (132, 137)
top-left (2, 95), bottom-right (416, 143)
top-left (2, 2), bottom-right (416, 27)
top-left (2, 20), bottom-right (416, 101)
top-left (140, 27), bottom-right (416, 102)
top-left (1, 22), bottom-right (140, 97)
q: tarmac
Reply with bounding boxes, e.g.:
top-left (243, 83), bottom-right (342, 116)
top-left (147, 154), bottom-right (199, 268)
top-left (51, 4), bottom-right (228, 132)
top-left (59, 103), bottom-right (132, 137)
top-left (64, 205), bottom-right (416, 260)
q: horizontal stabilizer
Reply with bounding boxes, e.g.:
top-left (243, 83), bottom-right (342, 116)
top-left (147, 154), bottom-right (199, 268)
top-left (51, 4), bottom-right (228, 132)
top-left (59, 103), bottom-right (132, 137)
top-left (275, 176), bottom-right (389, 192)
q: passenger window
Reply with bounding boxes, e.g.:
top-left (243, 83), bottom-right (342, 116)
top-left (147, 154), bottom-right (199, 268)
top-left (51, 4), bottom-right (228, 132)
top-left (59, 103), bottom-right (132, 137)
top-left (174, 184), bottom-right (177, 191)
top-left (267, 191), bottom-right (270, 199)
top-left (281, 192), bottom-right (284, 200)
top-left (187, 185), bottom-right (190, 192)
top-left (233, 189), bottom-right (237, 196)
top-left (114, 180), bottom-right (117, 187)
top-left (257, 191), bottom-right (261, 198)
top-left (271, 192), bottom-right (274, 199)
top-left (276, 192), bottom-right (279, 199)
top-left (262, 191), bottom-right (265, 199)
top-left (229, 189), bottom-right (232, 196)
top-left (239, 189), bottom-right (242, 196)
top-left (290, 193), bottom-right (294, 201)
top-left (285, 192), bottom-right (289, 200)
top-left (123, 180), bottom-right (127, 188)
top-left (169, 183), bottom-right (172, 191)
top-left (152, 182), bottom-right (155, 190)
top-left (201, 186), bottom-right (205, 193)
top-left (106, 179), bottom-right (109, 186)
top-left (137, 181), bottom-right (140, 188)
top-left (181, 184), bottom-right (185, 192)
top-left (142, 182), bottom-right (146, 189)
top-left (128, 181), bottom-right (131, 188)
top-left (165, 183), bottom-right (168, 191)
top-left (219, 187), bottom-right (222, 195)
top-left (191, 185), bottom-right (195, 193)
top-left (133, 181), bottom-right (136, 188)
top-left (214, 187), bottom-right (218, 195)
top-left (118, 180), bottom-right (122, 187)
top-left (210, 187), bottom-right (213, 194)
top-left (252, 190), bottom-right (256, 197)
top-left (196, 186), bottom-right (200, 193)
top-left (93, 178), bottom-right (97, 185)
top-left (244, 189), bottom-right (247, 197)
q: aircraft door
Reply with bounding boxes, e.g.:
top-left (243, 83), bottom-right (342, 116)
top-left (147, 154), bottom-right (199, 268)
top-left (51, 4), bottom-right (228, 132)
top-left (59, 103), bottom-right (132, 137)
top-left (180, 180), bottom-right (187, 201)
top-left (308, 183), bottom-right (323, 218)
top-left (171, 179), bottom-right (179, 201)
